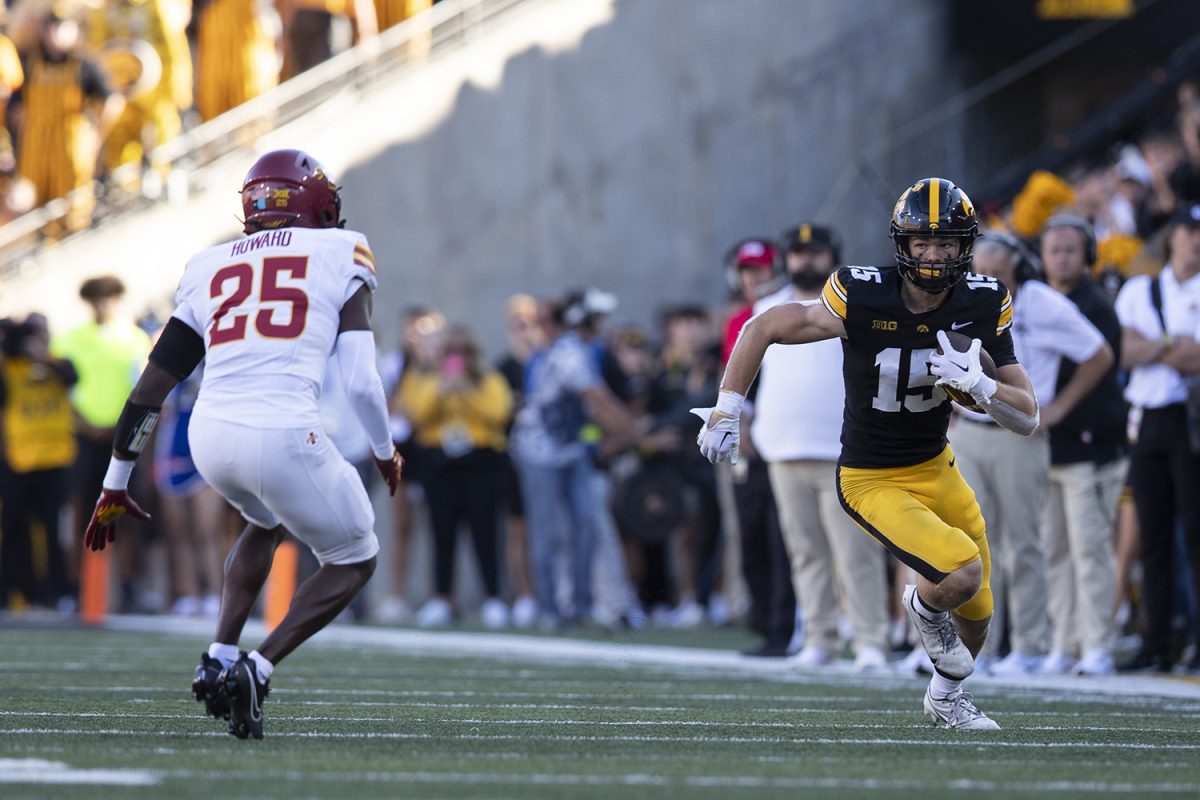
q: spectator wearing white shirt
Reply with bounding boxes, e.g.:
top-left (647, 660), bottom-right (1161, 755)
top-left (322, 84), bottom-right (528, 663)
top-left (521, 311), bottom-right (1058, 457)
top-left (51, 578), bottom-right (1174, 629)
top-left (1038, 216), bottom-right (1128, 676)
top-left (751, 223), bottom-right (890, 671)
top-left (950, 231), bottom-right (1112, 677)
top-left (1115, 202), bottom-right (1200, 673)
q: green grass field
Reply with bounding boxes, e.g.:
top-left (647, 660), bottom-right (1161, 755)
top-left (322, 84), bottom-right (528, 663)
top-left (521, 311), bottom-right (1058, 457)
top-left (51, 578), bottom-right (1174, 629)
top-left (1, 623), bottom-right (1199, 799)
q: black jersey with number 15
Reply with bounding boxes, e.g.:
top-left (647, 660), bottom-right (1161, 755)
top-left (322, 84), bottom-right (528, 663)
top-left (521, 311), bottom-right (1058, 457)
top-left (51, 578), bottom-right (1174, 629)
top-left (819, 265), bottom-right (1018, 469)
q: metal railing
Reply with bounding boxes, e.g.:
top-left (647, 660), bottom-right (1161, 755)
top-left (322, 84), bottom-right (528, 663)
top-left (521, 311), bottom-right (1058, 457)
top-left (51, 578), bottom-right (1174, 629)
top-left (0, 0), bottom-right (535, 277)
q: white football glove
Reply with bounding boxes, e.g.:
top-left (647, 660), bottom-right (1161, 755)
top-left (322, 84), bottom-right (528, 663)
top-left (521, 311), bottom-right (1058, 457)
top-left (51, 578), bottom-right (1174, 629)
top-left (930, 330), bottom-right (985, 393)
top-left (690, 407), bottom-right (740, 465)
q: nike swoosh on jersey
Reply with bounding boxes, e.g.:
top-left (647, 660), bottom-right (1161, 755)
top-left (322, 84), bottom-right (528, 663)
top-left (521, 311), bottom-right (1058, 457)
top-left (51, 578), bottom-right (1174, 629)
top-left (950, 321), bottom-right (972, 330)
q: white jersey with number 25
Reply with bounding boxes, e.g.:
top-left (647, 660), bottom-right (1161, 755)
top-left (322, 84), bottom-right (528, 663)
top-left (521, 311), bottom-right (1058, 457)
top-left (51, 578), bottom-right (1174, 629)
top-left (171, 227), bottom-right (378, 428)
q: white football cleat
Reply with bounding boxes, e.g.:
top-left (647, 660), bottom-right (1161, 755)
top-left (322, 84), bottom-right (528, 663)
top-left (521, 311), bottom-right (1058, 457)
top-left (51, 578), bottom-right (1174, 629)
top-left (1073, 648), bottom-right (1115, 676)
top-left (510, 595), bottom-right (538, 629)
top-left (903, 585), bottom-right (974, 679)
top-left (923, 686), bottom-right (1000, 731)
top-left (852, 645), bottom-right (889, 672)
top-left (894, 646), bottom-right (934, 676)
top-left (480, 598), bottom-right (510, 629)
top-left (989, 651), bottom-right (1042, 677)
top-left (416, 597), bottom-right (453, 628)
top-left (1039, 651), bottom-right (1077, 676)
top-left (791, 645), bottom-right (834, 669)
top-left (374, 595), bottom-right (412, 625)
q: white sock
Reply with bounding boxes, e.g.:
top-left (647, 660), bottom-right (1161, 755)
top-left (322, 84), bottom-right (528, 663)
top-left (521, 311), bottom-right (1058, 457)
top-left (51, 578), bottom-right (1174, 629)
top-left (208, 642), bottom-right (240, 668)
top-left (910, 589), bottom-right (948, 622)
top-left (929, 672), bottom-right (962, 700)
top-left (248, 650), bottom-right (274, 683)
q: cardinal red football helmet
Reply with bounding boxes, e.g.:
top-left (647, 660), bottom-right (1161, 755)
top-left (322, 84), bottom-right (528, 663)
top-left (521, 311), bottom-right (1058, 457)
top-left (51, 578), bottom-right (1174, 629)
top-left (240, 149), bottom-right (344, 234)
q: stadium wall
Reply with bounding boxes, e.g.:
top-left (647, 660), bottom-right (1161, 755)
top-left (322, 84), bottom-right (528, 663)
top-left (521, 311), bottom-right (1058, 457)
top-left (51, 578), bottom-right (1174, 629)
top-left (5, 0), bottom-right (964, 351)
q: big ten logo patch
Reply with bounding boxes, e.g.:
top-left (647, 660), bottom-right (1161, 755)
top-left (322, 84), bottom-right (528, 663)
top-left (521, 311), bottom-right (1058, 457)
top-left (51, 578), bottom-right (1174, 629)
top-left (872, 320), bottom-right (898, 331)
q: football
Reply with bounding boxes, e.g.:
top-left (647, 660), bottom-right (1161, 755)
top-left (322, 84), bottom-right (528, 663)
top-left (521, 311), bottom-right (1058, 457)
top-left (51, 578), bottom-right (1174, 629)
top-left (937, 329), bottom-right (997, 413)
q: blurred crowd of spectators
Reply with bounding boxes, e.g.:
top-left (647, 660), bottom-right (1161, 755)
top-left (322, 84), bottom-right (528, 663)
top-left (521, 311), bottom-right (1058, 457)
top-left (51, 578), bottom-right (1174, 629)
top-left (0, 0), bottom-right (436, 232)
top-left (2, 61), bottom-right (1200, 681)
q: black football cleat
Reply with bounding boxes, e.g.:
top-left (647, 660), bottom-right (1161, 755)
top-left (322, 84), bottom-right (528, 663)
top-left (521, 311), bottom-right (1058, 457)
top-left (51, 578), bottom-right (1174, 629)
top-left (192, 653), bottom-right (231, 720)
top-left (220, 653), bottom-right (269, 740)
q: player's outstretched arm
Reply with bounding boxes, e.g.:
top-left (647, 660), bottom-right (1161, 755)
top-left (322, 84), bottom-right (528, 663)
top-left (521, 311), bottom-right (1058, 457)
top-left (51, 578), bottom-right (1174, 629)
top-left (692, 302), bottom-right (845, 464)
top-left (86, 319), bottom-right (206, 551)
top-left (337, 283), bottom-right (402, 495)
top-left (723, 301), bottom-right (846, 397)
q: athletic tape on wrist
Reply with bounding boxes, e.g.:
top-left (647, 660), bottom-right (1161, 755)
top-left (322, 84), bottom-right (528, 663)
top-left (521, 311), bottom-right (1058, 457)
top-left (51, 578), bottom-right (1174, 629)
top-left (102, 457), bottom-right (135, 490)
top-left (716, 390), bottom-right (746, 418)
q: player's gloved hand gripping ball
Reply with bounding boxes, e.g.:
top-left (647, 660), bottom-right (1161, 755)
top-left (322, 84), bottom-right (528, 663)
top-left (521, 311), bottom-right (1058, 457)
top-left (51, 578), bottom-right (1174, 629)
top-left (930, 329), bottom-right (998, 412)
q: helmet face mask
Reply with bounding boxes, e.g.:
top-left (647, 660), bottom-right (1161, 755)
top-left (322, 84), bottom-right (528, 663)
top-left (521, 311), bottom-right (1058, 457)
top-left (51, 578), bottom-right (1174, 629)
top-left (241, 149), bottom-right (344, 234)
top-left (890, 177), bottom-right (978, 293)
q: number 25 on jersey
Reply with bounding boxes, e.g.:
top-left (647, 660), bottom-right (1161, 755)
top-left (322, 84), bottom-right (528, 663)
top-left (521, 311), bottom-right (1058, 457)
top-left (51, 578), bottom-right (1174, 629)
top-left (210, 256), bottom-right (310, 346)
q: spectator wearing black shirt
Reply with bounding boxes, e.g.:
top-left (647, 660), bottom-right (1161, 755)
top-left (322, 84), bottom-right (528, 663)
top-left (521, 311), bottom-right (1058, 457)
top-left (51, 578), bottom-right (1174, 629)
top-left (1039, 216), bottom-right (1128, 677)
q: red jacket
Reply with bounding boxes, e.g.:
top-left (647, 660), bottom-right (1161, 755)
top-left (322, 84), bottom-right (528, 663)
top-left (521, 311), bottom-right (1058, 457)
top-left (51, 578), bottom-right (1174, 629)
top-left (722, 305), bottom-right (753, 367)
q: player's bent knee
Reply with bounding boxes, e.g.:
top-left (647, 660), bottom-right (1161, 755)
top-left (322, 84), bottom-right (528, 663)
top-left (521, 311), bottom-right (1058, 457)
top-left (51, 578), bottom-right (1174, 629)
top-left (940, 559), bottom-right (983, 607)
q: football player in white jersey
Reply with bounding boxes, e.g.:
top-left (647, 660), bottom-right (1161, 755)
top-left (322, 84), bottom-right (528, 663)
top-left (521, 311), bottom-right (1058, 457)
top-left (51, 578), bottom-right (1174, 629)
top-left (83, 149), bottom-right (403, 740)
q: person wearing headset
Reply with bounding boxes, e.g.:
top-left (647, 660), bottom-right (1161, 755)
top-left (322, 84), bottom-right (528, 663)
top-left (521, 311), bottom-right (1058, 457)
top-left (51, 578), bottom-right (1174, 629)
top-left (949, 230), bottom-right (1113, 677)
top-left (1037, 215), bottom-right (1128, 676)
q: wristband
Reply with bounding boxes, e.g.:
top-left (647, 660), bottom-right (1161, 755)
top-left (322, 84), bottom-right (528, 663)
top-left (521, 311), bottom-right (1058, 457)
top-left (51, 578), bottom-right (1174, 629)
top-left (102, 457), bottom-right (136, 490)
top-left (716, 390), bottom-right (746, 418)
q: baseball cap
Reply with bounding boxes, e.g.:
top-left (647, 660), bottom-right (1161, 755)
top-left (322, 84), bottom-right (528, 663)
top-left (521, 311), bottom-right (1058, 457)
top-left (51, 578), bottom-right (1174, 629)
top-left (732, 239), bottom-right (778, 268)
top-left (1168, 202), bottom-right (1200, 228)
top-left (780, 222), bottom-right (839, 254)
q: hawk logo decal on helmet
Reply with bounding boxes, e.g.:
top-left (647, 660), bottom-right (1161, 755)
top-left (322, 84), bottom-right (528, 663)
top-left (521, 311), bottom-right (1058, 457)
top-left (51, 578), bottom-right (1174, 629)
top-left (890, 177), bottom-right (978, 294)
top-left (240, 149), bottom-right (345, 234)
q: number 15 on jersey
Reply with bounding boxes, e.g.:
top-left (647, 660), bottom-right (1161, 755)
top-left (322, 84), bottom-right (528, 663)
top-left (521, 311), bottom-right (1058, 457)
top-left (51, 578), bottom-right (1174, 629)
top-left (871, 347), bottom-right (947, 413)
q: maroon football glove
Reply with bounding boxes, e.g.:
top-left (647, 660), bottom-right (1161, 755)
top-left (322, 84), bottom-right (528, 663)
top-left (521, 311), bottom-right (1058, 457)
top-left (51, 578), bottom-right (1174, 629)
top-left (374, 450), bottom-right (404, 497)
top-left (84, 489), bottom-right (151, 551)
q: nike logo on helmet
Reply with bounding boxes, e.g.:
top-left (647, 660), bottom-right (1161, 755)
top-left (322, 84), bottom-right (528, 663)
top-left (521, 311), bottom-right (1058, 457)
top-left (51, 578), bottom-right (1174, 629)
top-left (950, 321), bottom-right (972, 331)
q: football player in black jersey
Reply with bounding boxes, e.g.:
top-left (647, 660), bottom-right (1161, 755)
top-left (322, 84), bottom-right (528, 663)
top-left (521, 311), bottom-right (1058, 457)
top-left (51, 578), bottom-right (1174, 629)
top-left (694, 178), bottom-right (1038, 730)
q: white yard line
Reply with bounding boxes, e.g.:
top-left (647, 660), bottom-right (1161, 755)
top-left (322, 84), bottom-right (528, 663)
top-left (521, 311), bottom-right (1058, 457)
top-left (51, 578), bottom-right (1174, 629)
top-left (5, 727), bottom-right (1197, 750)
top-left (0, 758), bottom-right (158, 786)
top-left (100, 613), bottom-right (1200, 700)
top-left (7, 710), bottom-right (1190, 734)
top-left (151, 768), bottom-right (1200, 793)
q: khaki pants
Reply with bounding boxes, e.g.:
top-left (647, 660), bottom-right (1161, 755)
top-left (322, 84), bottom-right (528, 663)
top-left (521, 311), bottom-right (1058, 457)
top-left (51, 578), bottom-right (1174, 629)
top-left (1042, 459), bottom-right (1126, 655)
top-left (768, 460), bottom-right (888, 653)
top-left (950, 419), bottom-right (1051, 657)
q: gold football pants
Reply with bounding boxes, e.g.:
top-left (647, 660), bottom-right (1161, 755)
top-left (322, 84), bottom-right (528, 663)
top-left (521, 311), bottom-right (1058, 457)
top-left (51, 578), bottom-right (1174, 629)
top-left (836, 445), bottom-right (993, 620)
